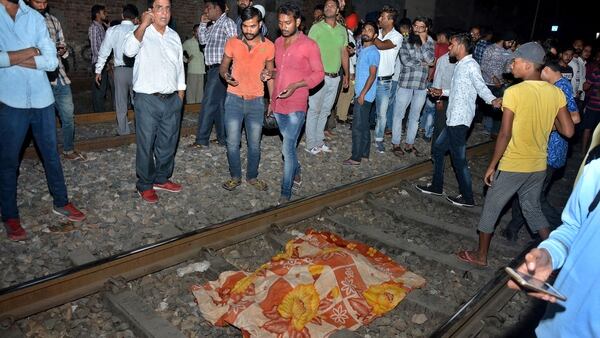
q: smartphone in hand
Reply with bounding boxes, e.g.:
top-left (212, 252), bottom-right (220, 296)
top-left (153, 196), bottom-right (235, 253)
top-left (505, 267), bottom-right (567, 301)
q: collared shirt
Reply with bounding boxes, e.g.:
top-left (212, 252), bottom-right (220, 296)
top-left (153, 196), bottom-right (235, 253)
top-left (473, 39), bottom-right (490, 64)
top-left (354, 45), bottom-right (379, 102)
top-left (95, 20), bottom-right (135, 73)
top-left (182, 37), bottom-right (205, 75)
top-left (480, 43), bottom-right (513, 86)
top-left (397, 36), bottom-right (435, 90)
top-left (432, 53), bottom-right (454, 92)
top-left (444, 55), bottom-right (496, 127)
top-left (0, 0), bottom-right (58, 109)
top-left (585, 67), bottom-right (600, 111)
top-left (272, 33), bottom-right (324, 114)
top-left (376, 28), bottom-right (402, 77)
top-left (123, 24), bottom-right (186, 94)
top-left (224, 36), bottom-right (274, 97)
top-left (308, 20), bottom-right (348, 73)
top-left (569, 56), bottom-right (586, 97)
top-left (42, 12), bottom-right (70, 85)
top-left (88, 20), bottom-right (105, 65)
top-left (198, 13), bottom-right (237, 66)
top-left (547, 77), bottom-right (578, 169)
top-left (347, 28), bottom-right (356, 74)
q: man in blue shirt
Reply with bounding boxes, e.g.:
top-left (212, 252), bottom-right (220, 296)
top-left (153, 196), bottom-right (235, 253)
top-left (0, 0), bottom-right (85, 241)
top-left (508, 145), bottom-right (600, 337)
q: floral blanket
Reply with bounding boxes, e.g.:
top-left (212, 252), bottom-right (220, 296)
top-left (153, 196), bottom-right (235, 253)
top-left (191, 230), bottom-right (425, 337)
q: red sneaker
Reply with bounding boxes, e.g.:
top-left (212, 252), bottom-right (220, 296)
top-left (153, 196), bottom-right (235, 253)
top-left (3, 218), bottom-right (27, 241)
top-left (53, 202), bottom-right (86, 222)
top-left (138, 189), bottom-right (159, 203)
top-left (153, 181), bottom-right (182, 193)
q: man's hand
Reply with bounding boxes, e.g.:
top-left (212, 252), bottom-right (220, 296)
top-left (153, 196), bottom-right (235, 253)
top-left (200, 13), bottom-right (210, 24)
top-left (178, 90), bottom-right (185, 101)
top-left (507, 248), bottom-right (556, 302)
top-left (492, 97), bottom-right (503, 109)
top-left (223, 73), bottom-right (239, 86)
top-left (277, 83), bottom-right (298, 99)
top-left (428, 87), bottom-right (442, 97)
top-left (260, 68), bottom-right (273, 82)
top-left (342, 75), bottom-right (349, 89)
top-left (140, 9), bottom-right (154, 27)
top-left (95, 73), bottom-right (102, 86)
top-left (357, 93), bottom-right (365, 105)
top-left (492, 75), bottom-right (502, 88)
top-left (483, 166), bottom-right (496, 186)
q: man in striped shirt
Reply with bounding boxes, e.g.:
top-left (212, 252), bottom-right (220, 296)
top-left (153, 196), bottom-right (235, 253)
top-left (88, 4), bottom-right (109, 112)
top-left (191, 0), bottom-right (237, 148)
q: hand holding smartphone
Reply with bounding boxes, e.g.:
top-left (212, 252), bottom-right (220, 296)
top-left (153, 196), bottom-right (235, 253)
top-left (505, 267), bottom-right (566, 301)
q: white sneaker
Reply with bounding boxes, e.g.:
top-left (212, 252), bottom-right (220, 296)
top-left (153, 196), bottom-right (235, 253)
top-left (306, 147), bottom-right (322, 155)
top-left (321, 144), bottom-right (332, 153)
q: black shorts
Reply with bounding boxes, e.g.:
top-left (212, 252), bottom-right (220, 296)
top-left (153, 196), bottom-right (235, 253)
top-left (583, 108), bottom-right (600, 130)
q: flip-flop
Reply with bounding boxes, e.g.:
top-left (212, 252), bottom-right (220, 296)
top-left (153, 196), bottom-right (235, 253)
top-left (456, 250), bottom-right (488, 267)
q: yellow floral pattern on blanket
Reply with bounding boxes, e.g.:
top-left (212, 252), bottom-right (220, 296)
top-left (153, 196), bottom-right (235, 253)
top-left (191, 230), bottom-right (426, 337)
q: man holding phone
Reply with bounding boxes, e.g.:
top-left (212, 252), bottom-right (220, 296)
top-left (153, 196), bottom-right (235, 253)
top-left (123, 0), bottom-right (186, 203)
top-left (508, 148), bottom-right (600, 337)
top-left (219, 6), bottom-right (274, 192)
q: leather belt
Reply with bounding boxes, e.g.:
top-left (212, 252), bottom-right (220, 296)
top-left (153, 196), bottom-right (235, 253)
top-left (207, 64), bottom-right (220, 69)
top-left (377, 75), bottom-right (393, 81)
top-left (152, 92), bottom-right (176, 99)
top-left (324, 72), bottom-right (340, 78)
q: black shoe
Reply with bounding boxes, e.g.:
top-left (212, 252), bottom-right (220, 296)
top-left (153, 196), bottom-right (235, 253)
top-left (415, 183), bottom-right (443, 196)
top-left (446, 194), bottom-right (475, 207)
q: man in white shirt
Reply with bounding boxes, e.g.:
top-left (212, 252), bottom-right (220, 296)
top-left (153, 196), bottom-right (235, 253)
top-left (416, 33), bottom-right (500, 207)
top-left (429, 52), bottom-right (455, 147)
top-left (372, 5), bottom-right (402, 153)
top-left (569, 39), bottom-right (586, 104)
top-left (95, 4), bottom-right (138, 135)
top-left (123, 0), bottom-right (186, 204)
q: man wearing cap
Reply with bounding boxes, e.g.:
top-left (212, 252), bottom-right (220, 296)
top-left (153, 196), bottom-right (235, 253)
top-left (456, 42), bottom-right (575, 267)
top-left (234, 0), bottom-right (267, 37)
top-left (480, 31), bottom-right (516, 137)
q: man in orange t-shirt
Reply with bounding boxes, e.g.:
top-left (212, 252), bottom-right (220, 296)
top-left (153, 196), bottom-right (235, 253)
top-left (219, 6), bottom-right (274, 192)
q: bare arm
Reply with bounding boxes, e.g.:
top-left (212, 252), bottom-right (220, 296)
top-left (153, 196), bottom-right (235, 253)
top-left (373, 38), bottom-right (396, 50)
top-left (554, 106), bottom-right (575, 138)
top-left (8, 48), bottom-right (39, 66)
top-left (341, 45), bottom-right (349, 88)
top-left (265, 59), bottom-right (274, 102)
top-left (484, 107), bottom-right (514, 186)
top-left (358, 65), bottom-right (378, 105)
top-left (219, 54), bottom-right (238, 86)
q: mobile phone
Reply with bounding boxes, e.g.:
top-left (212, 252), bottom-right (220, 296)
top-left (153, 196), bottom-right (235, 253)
top-left (348, 41), bottom-right (356, 48)
top-left (505, 267), bottom-right (567, 301)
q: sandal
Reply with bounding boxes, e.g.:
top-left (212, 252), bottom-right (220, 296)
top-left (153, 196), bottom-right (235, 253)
top-left (392, 146), bottom-right (404, 157)
top-left (247, 179), bottom-right (268, 191)
top-left (342, 158), bottom-right (361, 166)
top-left (456, 250), bottom-right (488, 267)
top-left (222, 178), bottom-right (241, 191)
top-left (292, 177), bottom-right (302, 195)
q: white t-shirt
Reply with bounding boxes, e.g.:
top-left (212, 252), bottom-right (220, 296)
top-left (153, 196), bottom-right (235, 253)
top-left (377, 28), bottom-right (402, 77)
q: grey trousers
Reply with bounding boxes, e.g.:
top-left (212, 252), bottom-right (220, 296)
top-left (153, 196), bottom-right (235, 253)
top-left (477, 170), bottom-right (549, 233)
top-left (186, 73), bottom-right (204, 104)
top-left (113, 67), bottom-right (134, 135)
top-left (306, 76), bottom-right (340, 150)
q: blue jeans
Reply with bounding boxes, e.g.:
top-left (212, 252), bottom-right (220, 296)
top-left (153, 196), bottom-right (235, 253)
top-left (134, 93), bottom-right (183, 192)
top-left (419, 98), bottom-right (436, 139)
top-left (0, 103), bottom-right (68, 220)
top-left (195, 67), bottom-right (226, 145)
top-left (392, 87), bottom-right (427, 145)
top-left (224, 93), bottom-right (264, 180)
top-left (306, 76), bottom-right (340, 149)
top-left (52, 79), bottom-right (75, 152)
top-left (431, 125), bottom-right (473, 203)
top-left (274, 111), bottom-right (305, 199)
top-left (385, 80), bottom-right (398, 130)
top-left (351, 100), bottom-right (373, 161)
top-left (374, 79), bottom-right (393, 141)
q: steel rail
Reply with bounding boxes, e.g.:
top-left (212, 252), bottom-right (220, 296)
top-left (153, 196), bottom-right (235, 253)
top-left (1, 142), bottom-right (494, 322)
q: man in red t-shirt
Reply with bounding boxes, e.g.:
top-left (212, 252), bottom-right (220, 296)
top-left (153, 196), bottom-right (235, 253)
top-left (219, 6), bottom-right (274, 192)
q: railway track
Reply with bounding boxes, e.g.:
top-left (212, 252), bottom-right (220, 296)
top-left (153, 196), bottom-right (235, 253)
top-left (0, 141), bottom-right (552, 337)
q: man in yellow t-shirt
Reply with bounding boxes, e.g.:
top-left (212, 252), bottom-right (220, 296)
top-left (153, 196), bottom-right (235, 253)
top-left (456, 42), bottom-right (575, 267)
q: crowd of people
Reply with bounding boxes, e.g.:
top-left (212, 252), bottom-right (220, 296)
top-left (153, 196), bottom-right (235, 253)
top-left (2, 0), bottom-right (600, 334)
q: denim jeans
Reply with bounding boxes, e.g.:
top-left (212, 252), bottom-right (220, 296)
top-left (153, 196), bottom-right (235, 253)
top-left (374, 79), bottom-right (393, 141)
top-left (52, 79), bottom-right (75, 152)
top-left (274, 111), bottom-right (305, 199)
top-left (431, 125), bottom-right (473, 203)
top-left (134, 93), bottom-right (183, 192)
top-left (224, 93), bottom-right (264, 180)
top-left (483, 85), bottom-right (503, 134)
top-left (392, 87), bottom-right (427, 145)
top-left (306, 76), bottom-right (340, 149)
top-left (0, 103), bottom-right (68, 220)
top-left (419, 98), bottom-right (436, 139)
top-left (351, 101), bottom-right (373, 161)
top-left (385, 80), bottom-right (398, 130)
top-left (195, 67), bottom-right (226, 145)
